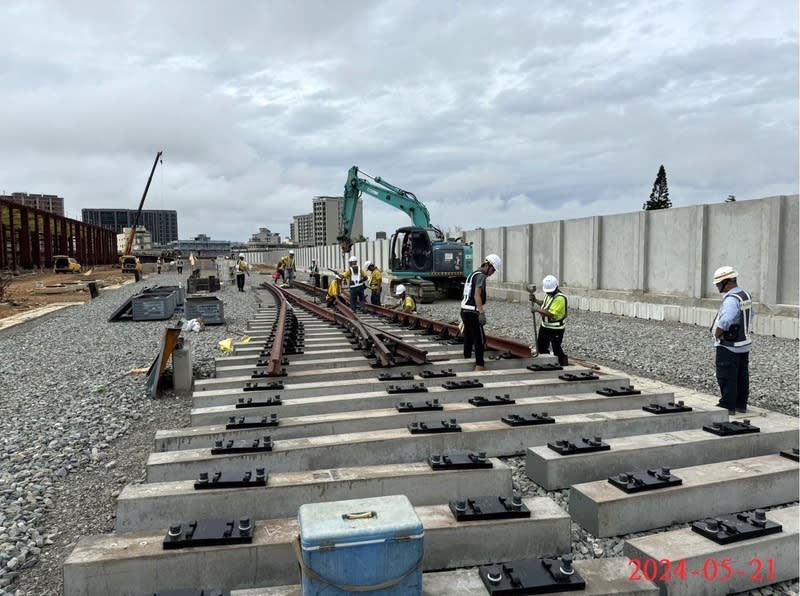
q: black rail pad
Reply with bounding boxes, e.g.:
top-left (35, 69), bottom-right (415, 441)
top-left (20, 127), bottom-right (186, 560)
top-left (702, 420), bottom-right (761, 436)
top-left (396, 400), bottom-right (443, 412)
top-left (408, 420), bottom-right (462, 434)
top-left (479, 557), bottom-right (586, 595)
top-left (163, 518), bottom-right (253, 549)
top-left (608, 469), bottom-right (683, 493)
top-left (443, 379), bottom-right (483, 390)
top-left (377, 372), bottom-right (414, 382)
top-left (449, 495), bottom-right (531, 521)
top-left (469, 394), bottom-right (516, 407)
top-left (386, 383), bottom-right (428, 394)
top-left (780, 448), bottom-right (799, 462)
top-left (429, 452), bottom-right (492, 470)
top-left (236, 396), bottom-right (282, 408)
top-left (243, 381), bottom-right (284, 392)
top-left (210, 437), bottom-right (273, 454)
top-left (501, 413), bottom-right (556, 427)
top-left (691, 510), bottom-right (782, 544)
top-left (225, 415), bottom-right (279, 429)
top-left (251, 369), bottom-right (287, 378)
top-left (596, 385), bottom-right (641, 396)
top-left (642, 401), bottom-right (692, 414)
top-left (194, 470), bottom-right (268, 490)
top-left (526, 363), bottom-right (564, 372)
top-left (419, 369), bottom-right (457, 379)
top-left (547, 437), bottom-right (610, 455)
top-left (558, 372), bottom-right (600, 381)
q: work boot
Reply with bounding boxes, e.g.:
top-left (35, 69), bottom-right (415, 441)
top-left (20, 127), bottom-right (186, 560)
top-left (473, 365), bottom-right (487, 372)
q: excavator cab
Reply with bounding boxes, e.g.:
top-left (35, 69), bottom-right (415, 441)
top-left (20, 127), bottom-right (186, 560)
top-left (391, 227), bottom-right (434, 273)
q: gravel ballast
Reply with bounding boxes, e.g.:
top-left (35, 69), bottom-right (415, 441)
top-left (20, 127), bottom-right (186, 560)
top-left (3, 272), bottom-right (798, 595)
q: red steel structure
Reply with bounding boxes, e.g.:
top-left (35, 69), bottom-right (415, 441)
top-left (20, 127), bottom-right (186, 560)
top-left (0, 199), bottom-right (117, 270)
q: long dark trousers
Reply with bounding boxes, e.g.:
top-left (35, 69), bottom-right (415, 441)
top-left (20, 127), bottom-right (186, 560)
top-left (537, 327), bottom-right (568, 366)
top-left (461, 310), bottom-right (486, 366)
top-left (716, 347), bottom-right (749, 410)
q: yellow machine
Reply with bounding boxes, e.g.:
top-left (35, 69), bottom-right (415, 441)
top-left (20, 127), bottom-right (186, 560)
top-left (53, 255), bottom-right (82, 274)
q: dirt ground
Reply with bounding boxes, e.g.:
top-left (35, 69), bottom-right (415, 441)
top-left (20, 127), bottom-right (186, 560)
top-left (0, 266), bottom-right (131, 320)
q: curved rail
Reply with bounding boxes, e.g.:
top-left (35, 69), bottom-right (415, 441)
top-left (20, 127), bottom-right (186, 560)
top-left (260, 283), bottom-right (289, 376)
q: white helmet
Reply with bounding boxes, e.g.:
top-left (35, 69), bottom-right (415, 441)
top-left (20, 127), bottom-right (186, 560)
top-left (364, 260), bottom-right (372, 269)
top-left (289, 250), bottom-right (294, 255)
top-left (484, 254), bottom-right (502, 272)
top-left (395, 284), bottom-right (406, 296)
top-left (238, 253), bottom-right (245, 258)
top-left (713, 266), bottom-right (738, 284)
top-left (349, 256), bottom-right (358, 263)
top-left (542, 275), bottom-right (559, 292)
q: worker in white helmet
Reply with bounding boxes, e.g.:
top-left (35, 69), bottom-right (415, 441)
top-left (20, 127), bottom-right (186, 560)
top-left (391, 284), bottom-right (416, 313)
top-left (460, 254), bottom-right (502, 371)
top-left (235, 252), bottom-right (250, 292)
top-left (340, 256), bottom-right (366, 312)
top-left (364, 260), bottom-right (383, 306)
top-left (711, 266), bottom-right (754, 415)
top-left (531, 275), bottom-right (569, 366)
top-left (279, 250), bottom-right (296, 286)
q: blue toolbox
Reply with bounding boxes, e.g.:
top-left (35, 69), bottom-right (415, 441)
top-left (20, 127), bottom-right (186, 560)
top-left (297, 495), bottom-right (424, 595)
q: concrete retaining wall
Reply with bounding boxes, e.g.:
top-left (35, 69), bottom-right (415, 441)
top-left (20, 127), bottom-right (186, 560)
top-left (247, 194), bottom-right (799, 338)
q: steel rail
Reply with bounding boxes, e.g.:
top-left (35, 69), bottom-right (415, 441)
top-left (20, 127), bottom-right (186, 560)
top-left (273, 283), bottom-right (425, 367)
top-left (260, 284), bottom-right (289, 376)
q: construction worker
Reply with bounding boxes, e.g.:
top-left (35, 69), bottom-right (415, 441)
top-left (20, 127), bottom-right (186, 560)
top-left (341, 256), bottom-right (366, 312)
top-left (460, 254), bottom-right (502, 371)
top-left (711, 266), bottom-right (754, 415)
top-left (532, 275), bottom-right (569, 366)
top-left (326, 275), bottom-right (342, 308)
top-left (392, 284), bottom-right (416, 313)
top-left (279, 251), bottom-right (296, 285)
top-left (364, 260), bottom-right (383, 305)
top-left (309, 258), bottom-right (320, 287)
top-left (176, 257), bottom-right (184, 274)
top-left (156, 256), bottom-right (162, 274)
top-left (235, 253), bottom-right (250, 292)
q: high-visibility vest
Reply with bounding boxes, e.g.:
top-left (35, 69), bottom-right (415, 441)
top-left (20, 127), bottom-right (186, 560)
top-left (540, 292), bottom-right (568, 329)
top-left (712, 289), bottom-right (752, 348)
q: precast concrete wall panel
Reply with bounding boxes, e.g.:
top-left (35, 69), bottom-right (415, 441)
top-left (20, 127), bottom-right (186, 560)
top-left (646, 206), bottom-right (694, 295)
top-left (562, 217), bottom-right (594, 289)
top-left (779, 196), bottom-right (799, 304)
top-left (599, 213), bottom-right (638, 291)
top-left (705, 200), bottom-right (765, 301)
top-left (531, 221), bottom-right (560, 288)
top-left (505, 224), bottom-right (530, 285)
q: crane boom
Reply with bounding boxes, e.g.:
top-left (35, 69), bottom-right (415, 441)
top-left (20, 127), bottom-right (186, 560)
top-left (123, 151), bottom-right (163, 257)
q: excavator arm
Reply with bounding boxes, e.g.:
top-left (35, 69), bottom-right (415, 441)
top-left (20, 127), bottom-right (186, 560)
top-left (338, 165), bottom-right (441, 252)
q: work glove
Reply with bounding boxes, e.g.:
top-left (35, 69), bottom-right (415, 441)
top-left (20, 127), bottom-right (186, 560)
top-left (478, 312), bottom-right (486, 326)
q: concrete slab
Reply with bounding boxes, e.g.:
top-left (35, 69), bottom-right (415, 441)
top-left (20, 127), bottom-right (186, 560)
top-left (569, 454), bottom-right (800, 536)
top-left (233, 557), bottom-right (660, 595)
top-left (526, 410), bottom-right (799, 489)
top-left (117, 458), bottom-right (512, 531)
top-left (148, 407), bottom-right (727, 482)
top-left (160, 390), bottom-right (675, 451)
top-left (63, 497), bottom-right (570, 595)
top-left (190, 374), bottom-right (632, 424)
top-left (623, 505), bottom-right (799, 596)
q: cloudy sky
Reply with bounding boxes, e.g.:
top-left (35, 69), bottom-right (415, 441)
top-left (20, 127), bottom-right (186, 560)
top-left (1, 0), bottom-right (797, 242)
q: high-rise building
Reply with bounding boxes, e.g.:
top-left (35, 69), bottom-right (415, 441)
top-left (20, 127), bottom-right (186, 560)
top-left (1, 192), bottom-right (65, 216)
top-left (291, 213), bottom-right (315, 247)
top-left (312, 196), bottom-right (362, 247)
top-left (82, 208), bottom-right (178, 246)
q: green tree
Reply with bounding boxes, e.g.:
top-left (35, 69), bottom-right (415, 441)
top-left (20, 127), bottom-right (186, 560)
top-left (643, 165), bottom-right (672, 210)
top-left (725, 194), bottom-right (736, 203)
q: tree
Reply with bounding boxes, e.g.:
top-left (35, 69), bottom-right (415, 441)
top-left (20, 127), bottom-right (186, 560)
top-left (643, 165), bottom-right (672, 210)
top-left (725, 195), bottom-right (736, 203)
